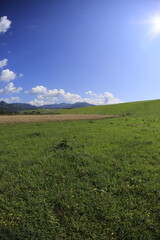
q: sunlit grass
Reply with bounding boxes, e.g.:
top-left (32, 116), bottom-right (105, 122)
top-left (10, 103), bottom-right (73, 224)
top-left (0, 116), bottom-right (160, 239)
top-left (20, 99), bottom-right (160, 117)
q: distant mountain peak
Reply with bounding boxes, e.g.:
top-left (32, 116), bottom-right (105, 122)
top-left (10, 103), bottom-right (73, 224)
top-left (0, 101), bottom-right (95, 112)
top-left (0, 101), bottom-right (7, 104)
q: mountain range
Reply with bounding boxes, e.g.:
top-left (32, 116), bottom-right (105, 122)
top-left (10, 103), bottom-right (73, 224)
top-left (0, 101), bottom-right (94, 113)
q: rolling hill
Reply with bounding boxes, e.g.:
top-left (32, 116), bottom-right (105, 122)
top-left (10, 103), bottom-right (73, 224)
top-left (1, 99), bottom-right (160, 117)
top-left (49, 99), bottom-right (160, 117)
top-left (18, 99), bottom-right (160, 117)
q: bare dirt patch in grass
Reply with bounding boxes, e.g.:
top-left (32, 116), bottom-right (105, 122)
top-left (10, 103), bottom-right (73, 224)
top-left (0, 114), bottom-right (119, 124)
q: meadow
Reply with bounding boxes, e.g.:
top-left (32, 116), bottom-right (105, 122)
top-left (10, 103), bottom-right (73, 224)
top-left (0, 100), bottom-right (160, 240)
top-left (20, 99), bottom-right (160, 117)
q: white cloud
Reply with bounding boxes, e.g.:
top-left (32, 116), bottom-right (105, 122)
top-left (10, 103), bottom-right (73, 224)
top-left (62, 92), bottom-right (82, 103)
top-left (85, 91), bottom-right (122, 105)
top-left (85, 90), bottom-right (93, 95)
top-left (26, 85), bottom-right (47, 94)
top-left (27, 86), bottom-right (82, 105)
top-left (0, 16), bottom-right (12, 33)
top-left (29, 99), bottom-right (49, 106)
top-left (0, 97), bottom-right (20, 103)
top-left (85, 90), bottom-right (99, 97)
top-left (27, 85), bottom-right (122, 106)
top-left (0, 58), bottom-right (8, 68)
top-left (0, 82), bottom-right (23, 94)
top-left (0, 69), bottom-right (16, 82)
top-left (103, 92), bottom-right (121, 104)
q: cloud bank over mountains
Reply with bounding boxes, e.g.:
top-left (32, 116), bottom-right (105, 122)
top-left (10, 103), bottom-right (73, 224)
top-left (27, 85), bottom-right (122, 106)
top-left (0, 96), bottom-right (20, 103)
top-left (0, 53), bottom-right (122, 105)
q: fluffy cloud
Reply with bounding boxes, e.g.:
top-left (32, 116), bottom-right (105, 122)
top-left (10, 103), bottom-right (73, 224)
top-left (27, 86), bottom-right (82, 102)
top-left (0, 82), bottom-right (23, 94)
top-left (85, 90), bottom-right (93, 95)
top-left (0, 16), bottom-right (12, 33)
top-left (26, 85), bottom-right (47, 94)
top-left (85, 90), bottom-right (122, 105)
top-left (29, 99), bottom-right (49, 106)
top-left (85, 90), bottom-right (98, 97)
top-left (0, 69), bottom-right (16, 82)
top-left (27, 85), bottom-right (122, 106)
top-left (0, 97), bottom-right (20, 103)
top-left (0, 58), bottom-right (8, 68)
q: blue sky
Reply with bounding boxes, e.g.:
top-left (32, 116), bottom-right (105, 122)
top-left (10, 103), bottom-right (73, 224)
top-left (1, 0), bottom-right (160, 105)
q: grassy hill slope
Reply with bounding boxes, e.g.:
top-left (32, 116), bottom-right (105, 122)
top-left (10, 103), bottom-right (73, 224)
top-left (61, 99), bottom-right (160, 116)
top-left (20, 99), bottom-right (160, 117)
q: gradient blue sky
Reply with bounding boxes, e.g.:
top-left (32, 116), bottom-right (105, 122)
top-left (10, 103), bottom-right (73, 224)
top-left (1, 0), bottom-right (160, 105)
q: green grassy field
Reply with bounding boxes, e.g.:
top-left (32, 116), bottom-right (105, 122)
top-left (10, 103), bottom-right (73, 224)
top-left (20, 99), bottom-right (160, 117)
top-left (1, 100), bottom-right (160, 239)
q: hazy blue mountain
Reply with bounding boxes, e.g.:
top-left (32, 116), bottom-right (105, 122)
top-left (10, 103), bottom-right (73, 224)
top-left (0, 101), bottom-right (8, 111)
top-left (40, 102), bottom-right (94, 109)
top-left (0, 101), bottom-right (36, 112)
top-left (39, 103), bottom-right (72, 109)
top-left (70, 102), bottom-right (94, 108)
top-left (0, 101), bottom-right (94, 112)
